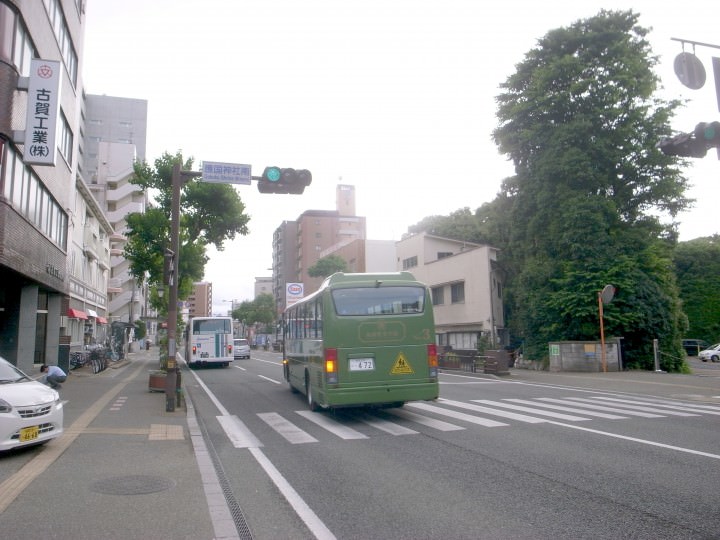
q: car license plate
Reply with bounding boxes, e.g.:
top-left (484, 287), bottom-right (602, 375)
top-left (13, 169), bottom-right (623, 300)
top-left (19, 426), bottom-right (39, 442)
top-left (349, 358), bottom-right (374, 371)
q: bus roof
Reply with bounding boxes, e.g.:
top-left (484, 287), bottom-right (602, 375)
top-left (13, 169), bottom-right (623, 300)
top-left (322, 271), bottom-right (419, 287)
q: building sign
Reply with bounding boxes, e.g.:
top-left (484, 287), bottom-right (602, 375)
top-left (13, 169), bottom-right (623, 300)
top-left (286, 282), bottom-right (304, 308)
top-left (201, 161), bottom-right (252, 184)
top-left (24, 59), bottom-right (61, 165)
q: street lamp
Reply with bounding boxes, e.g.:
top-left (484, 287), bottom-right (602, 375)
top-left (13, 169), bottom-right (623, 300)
top-left (165, 162), bottom-right (202, 412)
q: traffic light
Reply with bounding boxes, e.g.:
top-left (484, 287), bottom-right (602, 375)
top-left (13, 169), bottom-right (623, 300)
top-left (657, 132), bottom-right (707, 158)
top-left (694, 121), bottom-right (720, 147)
top-left (257, 166), bottom-right (312, 194)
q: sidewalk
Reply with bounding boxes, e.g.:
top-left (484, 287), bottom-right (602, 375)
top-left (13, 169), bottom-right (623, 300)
top-left (0, 348), bottom-right (237, 540)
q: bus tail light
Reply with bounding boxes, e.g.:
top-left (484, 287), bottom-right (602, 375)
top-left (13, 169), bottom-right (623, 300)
top-left (427, 344), bottom-right (438, 378)
top-left (325, 348), bottom-right (338, 384)
top-left (192, 345), bottom-right (197, 356)
top-left (227, 344), bottom-right (232, 354)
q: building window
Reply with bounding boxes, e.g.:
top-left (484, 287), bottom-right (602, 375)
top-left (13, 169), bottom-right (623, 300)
top-left (402, 256), bottom-right (418, 270)
top-left (431, 286), bottom-right (444, 305)
top-left (2, 144), bottom-right (67, 249)
top-left (0, 3), bottom-right (35, 76)
top-left (43, 0), bottom-right (79, 86)
top-left (451, 282), bottom-right (465, 303)
top-left (58, 111), bottom-right (73, 165)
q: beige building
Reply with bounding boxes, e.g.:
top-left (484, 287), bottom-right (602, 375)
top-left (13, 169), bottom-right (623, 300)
top-left (396, 232), bottom-right (506, 350)
top-left (188, 282), bottom-right (212, 318)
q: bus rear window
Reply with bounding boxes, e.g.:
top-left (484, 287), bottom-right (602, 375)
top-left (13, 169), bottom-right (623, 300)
top-left (332, 286), bottom-right (425, 316)
top-left (193, 319), bottom-right (232, 334)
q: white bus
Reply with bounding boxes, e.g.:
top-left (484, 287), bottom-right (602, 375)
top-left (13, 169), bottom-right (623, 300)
top-left (184, 316), bottom-right (234, 368)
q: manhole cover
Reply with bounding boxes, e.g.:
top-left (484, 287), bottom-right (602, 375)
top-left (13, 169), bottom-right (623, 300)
top-left (92, 475), bottom-right (176, 495)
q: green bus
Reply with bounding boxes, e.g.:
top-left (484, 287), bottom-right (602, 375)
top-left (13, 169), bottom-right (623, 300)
top-left (282, 272), bottom-right (439, 410)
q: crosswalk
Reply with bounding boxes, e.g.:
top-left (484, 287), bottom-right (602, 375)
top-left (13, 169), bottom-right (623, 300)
top-left (250, 395), bottom-right (720, 446)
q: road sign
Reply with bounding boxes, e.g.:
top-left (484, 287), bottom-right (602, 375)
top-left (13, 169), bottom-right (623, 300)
top-left (201, 161), bottom-right (252, 185)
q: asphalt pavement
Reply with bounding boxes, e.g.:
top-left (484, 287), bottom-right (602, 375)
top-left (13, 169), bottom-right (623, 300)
top-left (1, 350), bottom-right (718, 540)
top-left (0, 347), bottom-right (240, 540)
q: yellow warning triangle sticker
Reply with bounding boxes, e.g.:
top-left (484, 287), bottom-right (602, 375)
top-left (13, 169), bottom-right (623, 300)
top-left (390, 353), bottom-right (414, 374)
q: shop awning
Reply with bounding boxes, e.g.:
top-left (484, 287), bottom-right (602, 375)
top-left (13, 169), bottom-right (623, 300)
top-left (67, 309), bottom-right (88, 320)
top-left (87, 309), bottom-right (98, 318)
top-left (96, 316), bottom-right (108, 324)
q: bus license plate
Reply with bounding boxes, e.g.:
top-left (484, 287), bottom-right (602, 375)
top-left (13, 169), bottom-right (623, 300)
top-left (19, 426), bottom-right (39, 442)
top-left (349, 358), bottom-right (374, 371)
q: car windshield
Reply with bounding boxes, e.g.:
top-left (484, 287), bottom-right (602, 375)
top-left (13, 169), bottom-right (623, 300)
top-left (0, 358), bottom-right (31, 383)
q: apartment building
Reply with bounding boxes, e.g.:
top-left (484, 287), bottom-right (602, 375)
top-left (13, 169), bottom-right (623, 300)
top-left (187, 282), bottom-right (212, 318)
top-left (271, 185), bottom-right (367, 312)
top-left (396, 232), bottom-right (506, 350)
top-left (81, 95), bottom-right (148, 337)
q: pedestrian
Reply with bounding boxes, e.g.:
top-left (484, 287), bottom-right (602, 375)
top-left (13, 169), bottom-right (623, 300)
top-left (40, 364), bottom-right (67, 389)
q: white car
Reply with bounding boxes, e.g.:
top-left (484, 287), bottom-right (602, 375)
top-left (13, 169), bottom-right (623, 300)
top-left (233, 339), bottom-right (251, 360)
top-left (0, 357), bottom-right (64, 452)
top-left (698, 343), bottom-right (720, 363)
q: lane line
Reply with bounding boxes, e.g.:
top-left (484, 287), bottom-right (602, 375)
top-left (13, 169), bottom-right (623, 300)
top-left (547, 421), bottom-right (720, 460)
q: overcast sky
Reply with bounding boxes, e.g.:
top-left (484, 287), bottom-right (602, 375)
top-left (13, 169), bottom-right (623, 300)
top-left (81, 1), bottom-right (720, 314)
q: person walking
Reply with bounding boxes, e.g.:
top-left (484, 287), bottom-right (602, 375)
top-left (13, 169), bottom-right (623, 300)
top-left (40, 364), bottom-right (67, 389)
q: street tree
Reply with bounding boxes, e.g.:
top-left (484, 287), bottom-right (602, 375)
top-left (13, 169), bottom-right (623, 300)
top-left (490, 10), bottom-right (690, 370)
top-left (308, 255), bottom-right (348, 278)
top-left (124, 151), bottom-right (250, 312)
top-left (673, 236), bottom-right (720, 341)
top-left (233, 293), bottom-right (276, 332)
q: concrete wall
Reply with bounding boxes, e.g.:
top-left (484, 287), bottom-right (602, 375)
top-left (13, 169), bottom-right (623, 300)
top-left (549, 341), bottom-right (620, 372)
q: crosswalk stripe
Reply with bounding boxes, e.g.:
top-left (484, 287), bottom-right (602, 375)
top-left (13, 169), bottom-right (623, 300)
top-left (438, 398), bottom-right (547, 423)
top-left (472, 399), bottom-right (591, 421)
top-left (258, 412), bottom-right (318, 444)
top-left (504, 398), bottom-right (627, 419)
top-left (590, 397), bottom-right (720, 415)
top-left (383, 408), bottom-right (465, 431)
top-left (537, 398), bottom-right (665, 418)
top-left (407, 401), bottom-right (509, 427)
top-left (562, 397), bottom-right (699, 417)
top-left (348, 411), bottom-right (419, 435)
top-left (295, 410), bottom-right (368, 439)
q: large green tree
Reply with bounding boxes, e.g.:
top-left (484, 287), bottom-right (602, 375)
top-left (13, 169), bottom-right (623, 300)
top-left (490, 10), bottom-right (690, 370)
top-left (124, 151), bottom-right (250, 311)
top-left (233, 293), bottom-right (276, 331)
top-left (308, 255), bottom-right (349, 278)
top-left (674, 236), bottom-right (720, 342)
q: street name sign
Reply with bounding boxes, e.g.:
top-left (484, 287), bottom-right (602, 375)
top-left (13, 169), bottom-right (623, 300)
top-left (201, 161), bottom-right (252, 185)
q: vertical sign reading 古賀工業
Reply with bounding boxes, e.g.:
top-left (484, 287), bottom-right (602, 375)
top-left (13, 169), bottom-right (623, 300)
top-left (286, 283), bottom-right (304, 308)
top-left (24, 59), bottom-right (61, 166)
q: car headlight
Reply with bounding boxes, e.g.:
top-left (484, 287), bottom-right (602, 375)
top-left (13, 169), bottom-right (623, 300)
top-left (0, 398), bottom-right (12, 414)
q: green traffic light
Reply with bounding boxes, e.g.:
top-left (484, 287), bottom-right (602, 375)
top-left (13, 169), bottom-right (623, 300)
top-left (266, 166), bottom-right (281, 182)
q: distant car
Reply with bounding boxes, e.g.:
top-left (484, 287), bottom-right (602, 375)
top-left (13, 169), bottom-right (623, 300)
top-left (682, 339), bottom-right (710, 357)
top-left (0, 356), bottom-right (64, 452)
top-left (698, 343), bottom-right (720, 363)
top-left (233, 339), bottom-right (250, 360)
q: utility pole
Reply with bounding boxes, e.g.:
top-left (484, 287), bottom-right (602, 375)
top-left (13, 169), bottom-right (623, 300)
top-left (165, 162), bottom-right (201, 412)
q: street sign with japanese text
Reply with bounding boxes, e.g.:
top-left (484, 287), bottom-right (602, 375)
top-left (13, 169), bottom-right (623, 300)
top-left (201, 161), bottom-right (252, 185)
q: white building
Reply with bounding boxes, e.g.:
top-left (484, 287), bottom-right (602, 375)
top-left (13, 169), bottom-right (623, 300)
top-left (66, 177), bottom-right (112, 350)
top-left (396, 232), bottom-right (506, 351)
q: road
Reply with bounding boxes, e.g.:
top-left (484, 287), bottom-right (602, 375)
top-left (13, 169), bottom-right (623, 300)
top-left (185, 350), bottom-right (720, 539)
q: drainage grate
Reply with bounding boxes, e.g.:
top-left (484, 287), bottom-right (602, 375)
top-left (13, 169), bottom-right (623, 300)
top-left (193, 402), bottom-right (254, 540)
top-left (92, 475), bottom-right (176, 496)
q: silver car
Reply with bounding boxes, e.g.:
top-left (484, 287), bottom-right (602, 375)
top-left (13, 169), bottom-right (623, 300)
top-left (0, 357), bottom-right (64, 451)
top-left (699, 343), bottom-right (720, 363)
top-left (233, 339), bottom-right (250, 360)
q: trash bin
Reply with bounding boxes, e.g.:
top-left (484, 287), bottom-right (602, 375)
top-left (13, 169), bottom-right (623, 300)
top-left (58, 335), bottom-right (71, 373)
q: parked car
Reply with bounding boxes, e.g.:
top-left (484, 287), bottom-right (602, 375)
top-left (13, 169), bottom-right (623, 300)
top-left (0, 356), bottom-right (64, 452)
top-left (682, 339), bottom-right (710, 357)
top-left (698, 343), bottom-right (720, 363)
top-left (233, 338), bottom-right (250, 360)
